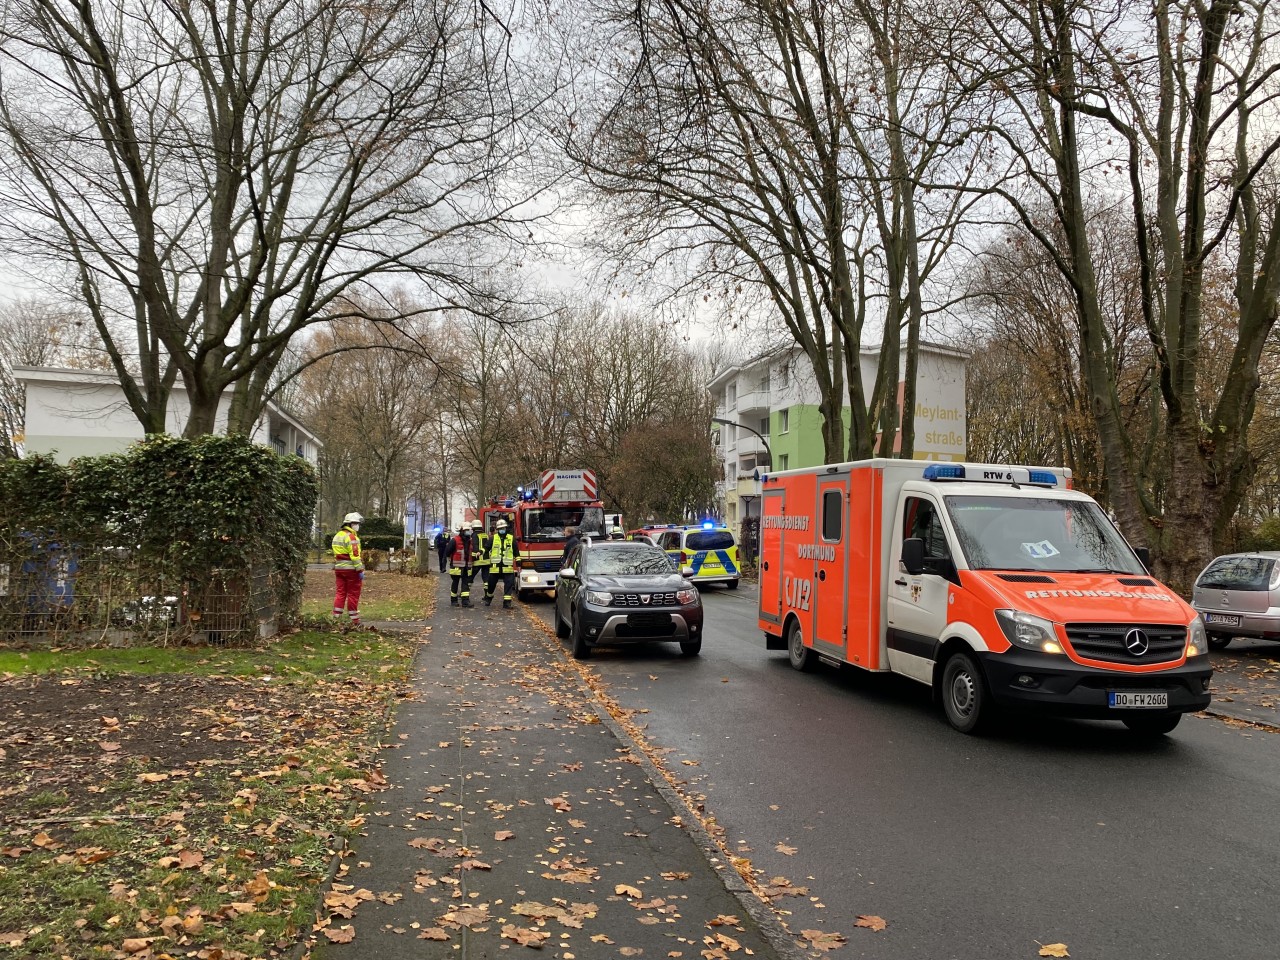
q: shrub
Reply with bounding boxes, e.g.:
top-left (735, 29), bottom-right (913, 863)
top-left (0, 436), bottom-right (317, 646)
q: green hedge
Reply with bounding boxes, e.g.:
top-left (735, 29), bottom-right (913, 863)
top-left (0, 435), bottom-right (317, 645)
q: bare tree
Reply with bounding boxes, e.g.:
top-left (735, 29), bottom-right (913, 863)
top-left (0, 0), bottom-right (541, 437)
top-left (291, 308), bottom-right (444, 527)
top-left (553, 0), bottom-right (978, 462)
top-left (959, 0), bottom-right (1280, 588)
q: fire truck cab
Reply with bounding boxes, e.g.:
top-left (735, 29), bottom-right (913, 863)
top-left (483, 469), bottom-right (606, 601)
top-left (759, 459), bottom-right (1213, 735)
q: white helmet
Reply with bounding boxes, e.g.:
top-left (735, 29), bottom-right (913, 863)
top-left (496, 518), bottom-right (507, 530)
top-left (343, 512), bottom-right (364, 525)
top-left (471, 520), bottom-right (483, 530)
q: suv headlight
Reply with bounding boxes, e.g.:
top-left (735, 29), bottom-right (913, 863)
top-left (1186, 615), bottom-right (1208, 657)
top-left (585, 590), bottom-right (612, 606)
top-left (676, 587), bottom-right (699, 605)
top-left (995, 609), bottom-right (1063, 654)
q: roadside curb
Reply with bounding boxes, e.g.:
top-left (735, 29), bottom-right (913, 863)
top-left (525, 611), bottom-right (813, 960)
top-left (1203, 703), bottom-right (1280, 730)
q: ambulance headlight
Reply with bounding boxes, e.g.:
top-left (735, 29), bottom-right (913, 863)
top-left (585, 590), bottom-right (612, 606)
top-left (995, 609), bottom-right (1063, 654)
top-left (1186, 616), bottom-right (1208, 658)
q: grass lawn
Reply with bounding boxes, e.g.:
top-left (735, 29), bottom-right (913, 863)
top-left (0, 619), bottom-right (426, 958)
top-left (301, 569), bottom-right (436, 621)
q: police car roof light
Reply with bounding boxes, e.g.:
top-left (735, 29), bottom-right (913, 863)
top-left (701, 520), bottom-right (715, 529)
top-left (923, 464), bottom-right (966, 481)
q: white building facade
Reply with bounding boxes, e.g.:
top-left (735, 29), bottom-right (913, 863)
top-left (13, 366), bottom-right (321, 463)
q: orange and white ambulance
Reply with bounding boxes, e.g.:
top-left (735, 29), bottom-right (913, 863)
top-left (758, 459), bottom-right (1213, 735)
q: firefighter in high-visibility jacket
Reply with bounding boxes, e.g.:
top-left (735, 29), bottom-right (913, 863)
top-left (331, 512), bottom-right (365, 626)
top-left (469, 520), bottom-right (491, 593)
top-left (445, 523), bottom-right (475, 607)
top-left (483, 518), bottom-right (520, 608)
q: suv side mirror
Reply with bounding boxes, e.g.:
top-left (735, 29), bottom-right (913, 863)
top-left (1135, 546), bottom-right (1151, 573)
top-left (559, 567), bottom-right (577, 579)
top-left (681, 565), bottom-right (695, 577)
top-left (902, 538), bottom-right (925, 575)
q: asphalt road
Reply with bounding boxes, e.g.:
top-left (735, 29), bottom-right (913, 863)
top-left (528, 585), bottom-right (1280, 960)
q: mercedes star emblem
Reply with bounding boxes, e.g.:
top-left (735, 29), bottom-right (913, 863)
top-left (1124, 628), bottom-right (1150, 656)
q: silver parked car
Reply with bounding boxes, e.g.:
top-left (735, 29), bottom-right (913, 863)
top-left (1191, 551), bottom-right (1280, 649)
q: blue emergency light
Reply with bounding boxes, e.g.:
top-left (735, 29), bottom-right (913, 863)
top-left (1026, 470), bottom-right (1058, 487)
top-left (701, 520), bottom-right (715, 529)
top-left (923, 464), bottom-right (966, 480)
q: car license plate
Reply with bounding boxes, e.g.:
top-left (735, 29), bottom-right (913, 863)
top-left (1108, 691), bottom-right (1169, 709)
top-left (1204, 613), bottom-right (1241, 626)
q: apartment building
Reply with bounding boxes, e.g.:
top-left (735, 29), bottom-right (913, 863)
top-left (708, 342), bottom-right (967, 527)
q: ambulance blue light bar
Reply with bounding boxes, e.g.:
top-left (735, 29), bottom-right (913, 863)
top-left (923, 464), bottom-right (1058, 487)
top-left (701, 520), bottom-right (715, 529)
top-left (923, 465), bottom-right (966, 480)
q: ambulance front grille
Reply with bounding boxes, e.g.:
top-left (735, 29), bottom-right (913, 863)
top-left (611, 592), bottom-right (679, 607)
top-left (1064, 623), bottom-right (1187, 664)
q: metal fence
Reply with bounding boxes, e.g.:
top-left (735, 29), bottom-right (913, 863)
top-left (0, 546), bottom-right (282, 647)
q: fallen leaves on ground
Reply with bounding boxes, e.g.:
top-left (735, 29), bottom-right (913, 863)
top-left (855, 915), bottom-right (887, 931)
top-left (802, 929), bottom-right (849, 951)
top-left (1039, 944), bottom-right (1070, 958)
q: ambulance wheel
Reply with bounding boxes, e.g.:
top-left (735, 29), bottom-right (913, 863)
top-left (1122, 713), bottom-right (1182, 736)
top-left (1207, 633), bottom-right (1233, 651)
top-left (941, 651), bottom-right (990, 734)
top-left (787, 620), bottom-right (816, 672)
top-left (570, 614), bottom-right (592, 660)
top-left (727, 579), bottom-right (739, 590)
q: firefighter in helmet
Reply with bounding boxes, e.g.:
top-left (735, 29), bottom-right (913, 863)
top-left (445, 522), bottom-right (474, 607)
top-left (331, 512), bottom-right (365, 626)
top-left (483, 518), bottom-right (520, 608)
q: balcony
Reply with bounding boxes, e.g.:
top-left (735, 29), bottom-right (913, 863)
top-left (736, 434), bottom-right (768, 458)
top-left (736, 390), bottom-right (768, 414)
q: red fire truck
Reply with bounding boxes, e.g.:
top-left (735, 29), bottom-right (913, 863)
top-left (481, 469), bottom-right (606, 601)
top-left (758, 459), bottom-right (1212, 735)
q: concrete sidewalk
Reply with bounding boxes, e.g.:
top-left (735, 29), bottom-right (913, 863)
top-left (315, 574), bottom-right (797, 959)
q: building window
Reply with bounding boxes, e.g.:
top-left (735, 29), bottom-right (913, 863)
top-left (780, 454), bottom-right (789, 470)
top-left (777, 366), bottom-right (789, 387)
top-left (759, 417), bottom-right (768, 436)
top-left (780, 408), bottom-right (790, 433)
top-left (727, 385), bottom-right (737, 405)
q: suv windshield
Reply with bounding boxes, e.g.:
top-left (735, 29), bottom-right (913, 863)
top-left (945, 496), bottom-right (1144, 574)
top-left (523, 506), bottom-right (605, 541)
top-left (1197, 555), bottom-right (1275, 591)
top-left (583, 545), bottom-right (676, 576)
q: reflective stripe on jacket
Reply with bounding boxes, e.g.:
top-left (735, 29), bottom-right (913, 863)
top-left (472, 533), bottom-right (491, 566)
top-left (332, 527), bottom-right (363, 571)
top-left (488, 532), bottom-right (518, 573)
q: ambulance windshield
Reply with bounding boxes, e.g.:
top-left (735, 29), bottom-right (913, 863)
top-left (523, 506), bottom-right (605, 541)
top-left (944, 496), bottom-right (1145, 574)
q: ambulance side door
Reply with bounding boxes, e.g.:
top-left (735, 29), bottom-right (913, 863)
top-left (886, 494), bottom-right (956, 684)
top-left (759, 488), bottom-right (786, 632)
top-left (812, 478), bottom-right (849, 657)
